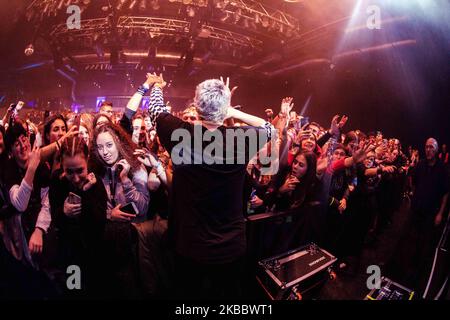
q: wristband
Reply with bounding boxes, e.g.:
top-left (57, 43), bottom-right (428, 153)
top-left (137, 84), bottom-right (150, 95)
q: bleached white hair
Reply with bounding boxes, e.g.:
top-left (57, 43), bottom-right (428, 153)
top-left (194, 79), bottom-right (231, 124)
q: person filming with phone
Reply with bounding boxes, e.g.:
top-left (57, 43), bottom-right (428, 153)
top-left (49, 136), bottom-right (107, 297)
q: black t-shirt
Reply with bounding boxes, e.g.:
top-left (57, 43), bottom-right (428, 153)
top-left (411, 159), bottom-right (449, 216)
top-left (329, 169), bottom-right (351, 200)
top-left (156, 113), bottom-right (269, 264)
top-left (49, 171), bottom-right (107, 267)
top-left (354, 163), bottom-right (380, 196)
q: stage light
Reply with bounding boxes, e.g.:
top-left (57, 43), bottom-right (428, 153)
top-left (129, 0), bottom-right (138, 10)
top-left (243, 17), bottom-right (249, 28)
top-left (220, 12), bottom-right (230, 22)
top-left (139, 0), bottom-right (147, 11)
top-left (93, 32), bottom-right (101, 42)
top-left (234, 8), bottom-right (242, 23)
top-left (116, 0), bottom-right (128, 11)
top-left (198, 28), bottom-right (211, 38)
top-left (261, 16), bottom-right (269, 28)
top-left (150, 0), bottom-right (160, 10)
top-left (43, 2), bottom-right (50, 14)
top-left (24, 44), bottom-right (34, 56)
top-left (215, 0), bottom-right (224, 9)
top-left (186, 6), bottom-right (196, 17)
top-left (255, 13), bottom-right (260, 24)
top-left (57, 0), bottom-right (65, 10)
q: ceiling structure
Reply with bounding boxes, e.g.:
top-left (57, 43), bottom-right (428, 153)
top-left (0, 0), bottom-right (368, 79)
top-left (0, 0), bottom-right (448, 107)
top-left (10, 0), bottom-right (305, 76)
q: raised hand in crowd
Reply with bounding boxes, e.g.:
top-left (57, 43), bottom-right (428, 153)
top-left (154, 73), bottom-right (167, 89)
top-left (352, 141), bottom-right (376, 164)
top-left (144, 72), bottom-right (163, 87)
top-left (287, 127), bottom-right (297, 142)
top-left (220, 76), bottom-right (238, 98)
top-left (134, 148), bottom-right (159, 168)
top-left (26, 119), bottom-right (39, 134)
top-left (280, 97), bottom-right (294, 118)
top-left (329, 115), bottom-right (348, 137)
top-left (82, 172), bottom-right (97, 191)
top-left (59, 125), bottom-right (79, 146)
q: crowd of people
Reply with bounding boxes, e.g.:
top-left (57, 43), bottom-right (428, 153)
top-left (0, 73), bottom-right (448, 300)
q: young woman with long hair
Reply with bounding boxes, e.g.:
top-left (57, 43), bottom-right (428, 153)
top-left (49, 136), bottom-right (107, 297)
top-left (91, 123), bottom-right (149, 222)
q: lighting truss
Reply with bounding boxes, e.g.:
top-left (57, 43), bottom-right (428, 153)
top-left (26, 0), bottom-right (90, 22)
top-left (117, 16), bottom-right (189, 36)
top-left (215, 0), bottom-right (301, 36)
top-left (49, 16), bottom-right (263, 50)
top-left (51, 18), bottom-right (110, 38)
top-left (201, 25), bottom-right (262, 49)
top-left (167, 0), bottom-right (209, 7)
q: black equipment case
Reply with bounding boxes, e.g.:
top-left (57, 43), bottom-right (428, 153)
top-left (256, 243), bottom-right (337, 300)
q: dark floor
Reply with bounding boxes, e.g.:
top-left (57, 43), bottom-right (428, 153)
top-left (314, 198), bottom-right (448, 300)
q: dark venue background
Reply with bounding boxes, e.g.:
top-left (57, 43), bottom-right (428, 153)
top-left (0, 0), bottom-right (449, 148)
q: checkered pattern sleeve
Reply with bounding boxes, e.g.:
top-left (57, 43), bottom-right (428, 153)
top-left (263, 121), bottom-right (275, 141)
top-left (148, 86), bottom-right (169, 124)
